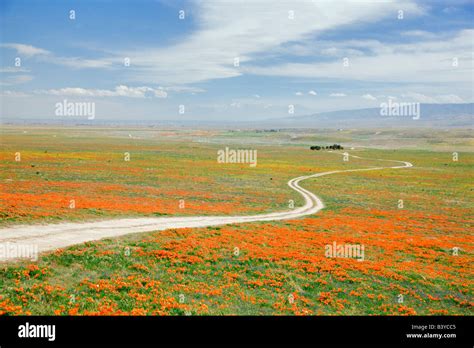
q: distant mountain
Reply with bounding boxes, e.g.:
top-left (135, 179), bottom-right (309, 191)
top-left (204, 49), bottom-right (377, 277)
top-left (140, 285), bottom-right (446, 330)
top-left (260, 103), bottom-right (474, 128)
top-left (2, 103), bottom-right (472, 129)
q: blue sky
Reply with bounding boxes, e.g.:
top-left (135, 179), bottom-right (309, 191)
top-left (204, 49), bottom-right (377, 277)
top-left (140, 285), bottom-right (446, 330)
top-left (1, 0), bottom-right (473, 121)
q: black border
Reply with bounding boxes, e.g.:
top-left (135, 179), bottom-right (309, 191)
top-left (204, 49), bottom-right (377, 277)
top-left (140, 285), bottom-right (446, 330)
top-left (0, 315), bottom-right (472, 346)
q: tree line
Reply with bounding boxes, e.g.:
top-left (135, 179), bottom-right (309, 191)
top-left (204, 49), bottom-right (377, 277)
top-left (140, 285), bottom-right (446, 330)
top-left (310, 144), bottom-right (344, 150)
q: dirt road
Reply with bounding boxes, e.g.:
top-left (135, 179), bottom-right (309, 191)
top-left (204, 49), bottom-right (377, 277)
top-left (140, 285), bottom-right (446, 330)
top-left (0, 154), bottom-right (412, 261)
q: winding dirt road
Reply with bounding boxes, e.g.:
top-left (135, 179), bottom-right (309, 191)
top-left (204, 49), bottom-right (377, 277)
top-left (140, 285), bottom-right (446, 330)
top-left (0, 154), bottom-right (412, 261)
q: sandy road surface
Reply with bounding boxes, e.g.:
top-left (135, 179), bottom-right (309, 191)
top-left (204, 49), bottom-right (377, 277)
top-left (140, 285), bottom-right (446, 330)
top-left (0, 154), bottom-right (412, 261)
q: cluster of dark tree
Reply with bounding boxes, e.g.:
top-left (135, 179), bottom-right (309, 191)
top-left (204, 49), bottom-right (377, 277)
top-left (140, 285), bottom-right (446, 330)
top-left (310, 144), bottom-right (344, 150)
top-left (256, 129), bottom-right (279, 133)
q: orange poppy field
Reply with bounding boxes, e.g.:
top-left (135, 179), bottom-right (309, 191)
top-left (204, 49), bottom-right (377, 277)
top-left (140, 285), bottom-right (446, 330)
top-left (0, 126), bottom-right (472, 315)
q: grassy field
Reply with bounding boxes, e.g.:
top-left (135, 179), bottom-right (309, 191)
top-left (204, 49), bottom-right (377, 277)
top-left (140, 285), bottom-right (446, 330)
top-left (0, 126), bottom-right (472, 315)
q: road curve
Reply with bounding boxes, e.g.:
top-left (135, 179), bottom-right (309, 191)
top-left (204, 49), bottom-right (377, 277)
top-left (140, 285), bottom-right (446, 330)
top-left (0, 153), bottom-right (412, 261)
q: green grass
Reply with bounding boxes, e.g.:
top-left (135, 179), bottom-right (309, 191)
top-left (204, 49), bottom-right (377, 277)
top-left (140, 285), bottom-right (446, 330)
top-left (0, 126), bottom-right (472, 315)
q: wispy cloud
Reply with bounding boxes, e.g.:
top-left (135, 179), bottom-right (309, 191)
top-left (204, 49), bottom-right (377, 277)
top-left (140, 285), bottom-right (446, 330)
top-left (34, 85), bottom-right (168, 98)
top-left (0, 90), bottom-right (29, 97)
top-left (162, 86), bottom-right (206, 94)
top-left (0, 1), bottom-right (426, 85)
top-left (362, 94), bottom-right (377, 101)
top-left (400, 92), bottom-right (465, 103)
top-left (246, 29), bottom-right (473, 84)
top-left (1, 0), bottom-right (471, 121)
top-left (0, 74), bottom-right (33, 86)
top-left (0, 67), bottom-right (30, 73)
top-left (2, 43), bottom-right (114, 69)
top-left (49, 56), bottom-right (114, 69)
top-left (1, 43), bottom-right (50, 57)
top-left (119, 0), bottom-right (422, 84)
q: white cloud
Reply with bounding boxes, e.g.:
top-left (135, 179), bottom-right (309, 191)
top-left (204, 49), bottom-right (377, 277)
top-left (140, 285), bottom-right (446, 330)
top-left (400, 30), bottom-right (437, 39)
top-left (0, 67), bottom-right (30, 73)
top-left (330, 93), bottom-right (346, 97)
top-left (2, 84), bottom-right (200, 101)
top-left (308, 90), bottom-right (317, 96)
top-left (362, 94), bottom-right (377, 101)
top-left (246, 30), bottom-right (474, 84)
top-left (49, 56), bottom-right (113, 69)
top-left (401, 92), bottom-right (465, 104)
top-left (1, 43), bottom-right (50, 57)
top-left (1, 1), bottom-right (425, 87)
top-left (295, 91), bottom-right (303, 96)
top-left (0, 90), bottom-right (29, 97)
top-left (436, 94), bottom-right (464, 103)
top-left (162, 86), bottom-right (206, 93)
top-left (0, 75), bottom-right (34, 86)
top-left (401, 93), bottom-right (437, 103)
top-left (121, 0), bottom-right (422, 84)
top-left (35, 85), bottom-right (167, 98)
top-left (1, 43), bottom-right (114, 69)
